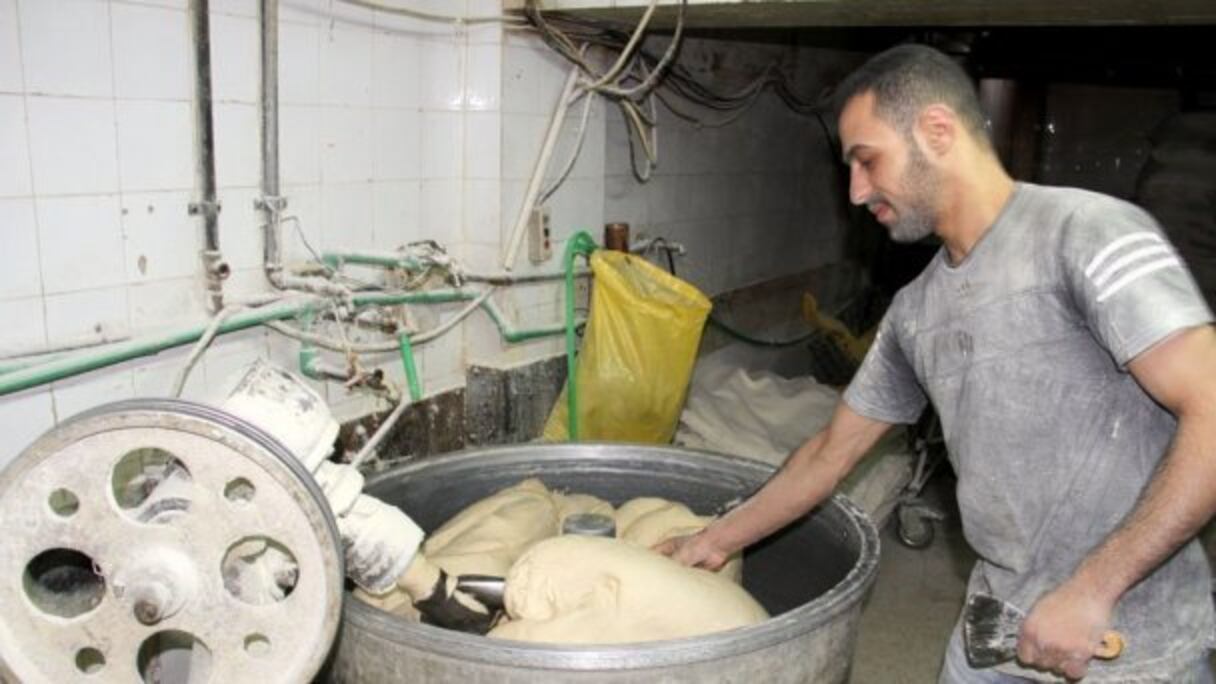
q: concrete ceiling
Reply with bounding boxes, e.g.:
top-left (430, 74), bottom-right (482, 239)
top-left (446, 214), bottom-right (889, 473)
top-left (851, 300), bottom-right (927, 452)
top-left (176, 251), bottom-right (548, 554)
top-left (519, 0), bottom-right (1216, 28)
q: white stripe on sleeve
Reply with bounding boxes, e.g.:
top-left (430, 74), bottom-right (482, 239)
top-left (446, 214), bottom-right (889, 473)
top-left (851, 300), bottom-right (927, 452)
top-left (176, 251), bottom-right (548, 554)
top-left (1084, 232), bottom-right (1162, 279)
top-left (1092, 244), bottom-right (1174, 288)
top-left (1095, 256), bottom-right (1182, 303)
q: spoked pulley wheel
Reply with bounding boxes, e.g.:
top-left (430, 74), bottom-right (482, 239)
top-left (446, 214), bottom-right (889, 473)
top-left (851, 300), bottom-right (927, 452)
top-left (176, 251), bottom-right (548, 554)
top-left (0, 399), bottom-right (343, 683)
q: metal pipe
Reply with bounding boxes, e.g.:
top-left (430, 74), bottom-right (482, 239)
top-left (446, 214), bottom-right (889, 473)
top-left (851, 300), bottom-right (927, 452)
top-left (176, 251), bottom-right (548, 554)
top-left (0, 299), bottom-right (316, 397)
top-left (266, 295), bottom-right (578, 352)
top-left (189, 0), bottom-right (228, 312)
top-left (0, 335), bottom-right (133, 365)
top-left (258, 0), bottom-right (287, 286)
top-left (349, 391), bottom-right (413, 470)
top-left (464, 270), bottom-right (589, 286)
top-left (322, 252), bottom-right (423, 272)
top-left (0, 289), bottom-right (578, 397)
top-left (320, 250), bottom-right (590, 285)
top-left (480, 299), bottom-right (570, 344)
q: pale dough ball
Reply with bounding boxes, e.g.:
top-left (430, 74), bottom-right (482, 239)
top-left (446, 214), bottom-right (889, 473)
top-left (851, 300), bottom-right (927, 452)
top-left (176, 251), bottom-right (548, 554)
top-left (422, 478), bottom-right (560, 577)
top-left (489, 535), bottom-right (767, 644)
top-left (615, 496), bottom-right (743, 583)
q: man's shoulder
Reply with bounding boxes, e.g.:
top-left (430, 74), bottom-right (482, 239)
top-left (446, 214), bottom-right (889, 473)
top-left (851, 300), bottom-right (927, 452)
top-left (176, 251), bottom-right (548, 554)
top-left (1021, 183), bottom-right (1148, 226)
top-left (1016, 183), bottom-right (1160, 265)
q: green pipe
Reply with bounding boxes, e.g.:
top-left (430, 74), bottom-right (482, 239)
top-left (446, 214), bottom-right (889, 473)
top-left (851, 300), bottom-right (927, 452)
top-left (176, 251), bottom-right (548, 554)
top-left (1, 349), bottom-right (83, 376)
top-left (479, 300), bottom-right (578, 344)
top-left (0, 287), bottom-right (585, 398)
top-left (296, 309), bottom-right (321, 380)
top-left (352, 289), bottom-right (473, 307)
top-left (358, 290), bottom-right (577, 343)
top-left (562, 232), bottom-right (599, 441)
top-left (322, 251), bottom-right (422, 271)
top-left (397, 334), bottom-right (423, 402)
top-left (0, 300), bottom-right (314, 396)
top-left (298, 344), bottom-right (321, 380)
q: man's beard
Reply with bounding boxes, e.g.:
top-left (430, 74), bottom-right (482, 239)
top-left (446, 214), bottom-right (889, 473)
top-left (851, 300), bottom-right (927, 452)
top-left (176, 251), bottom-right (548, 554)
top-left (883, 144), bottom-right (938, 243)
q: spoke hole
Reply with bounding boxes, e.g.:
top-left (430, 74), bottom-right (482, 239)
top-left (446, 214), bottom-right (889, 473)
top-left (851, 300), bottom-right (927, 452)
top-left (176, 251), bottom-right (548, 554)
top-left (224, 478), bottom-right (255, 505)
top-left (23, 548), bottom-right (105, 618)
top-left (112, 448), bottom-right (193, 524)
top-left (221, 537), bottom-right (298, 605)
top-left (75, 647), bottom-right (105, 674)
top-left (244, 633), bottom-right (270, 658)
top-left (49, 488), bottom-right (79, 517)
top-left (137, 630), bottom-right (212, 684)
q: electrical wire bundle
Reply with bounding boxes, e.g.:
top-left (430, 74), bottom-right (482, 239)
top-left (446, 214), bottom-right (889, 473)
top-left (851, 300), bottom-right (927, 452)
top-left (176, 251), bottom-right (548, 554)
top-left (524, 0), bottom-right (836, 182)
top-left (524, 0), bottom-right (686, 182)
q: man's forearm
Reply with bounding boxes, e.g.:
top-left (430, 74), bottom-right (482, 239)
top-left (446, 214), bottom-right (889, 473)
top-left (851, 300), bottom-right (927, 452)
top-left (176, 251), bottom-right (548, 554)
top-left (704, 406), bottom-right (891, 556)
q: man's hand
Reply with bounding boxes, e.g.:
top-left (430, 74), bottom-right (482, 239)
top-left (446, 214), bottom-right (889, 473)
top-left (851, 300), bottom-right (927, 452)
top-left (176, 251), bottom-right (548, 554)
top-left (653, 531), bottom-right (732, 571)
top-left (1016, 579), bottom-right (1116, 680)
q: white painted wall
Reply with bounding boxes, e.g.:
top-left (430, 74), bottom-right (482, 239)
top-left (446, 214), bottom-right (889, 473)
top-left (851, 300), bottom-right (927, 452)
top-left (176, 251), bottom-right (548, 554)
top-left (0, 0), bottom-right (858, 468)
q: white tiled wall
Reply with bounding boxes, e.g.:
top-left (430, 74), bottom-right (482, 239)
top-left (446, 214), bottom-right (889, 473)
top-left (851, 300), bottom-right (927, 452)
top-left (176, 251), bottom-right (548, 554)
top-left (474, 29), bottom-right (607, 365)
top-left (0, 0), bottom-right (523, 466)
top-left (0, 0), bottom-right (860, 469)
top-left (603, 38), bottom-right (859, 297)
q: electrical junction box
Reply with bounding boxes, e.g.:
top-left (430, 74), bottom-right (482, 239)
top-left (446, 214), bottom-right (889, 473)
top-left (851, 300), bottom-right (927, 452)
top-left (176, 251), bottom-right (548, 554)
top-left (528, 206), bottom-right (552, 263)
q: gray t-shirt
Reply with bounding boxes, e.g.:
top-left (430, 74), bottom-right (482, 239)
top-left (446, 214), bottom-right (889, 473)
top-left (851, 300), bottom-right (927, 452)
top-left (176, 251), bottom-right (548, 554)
top-left (845, 182), bottom-right (1215, 681)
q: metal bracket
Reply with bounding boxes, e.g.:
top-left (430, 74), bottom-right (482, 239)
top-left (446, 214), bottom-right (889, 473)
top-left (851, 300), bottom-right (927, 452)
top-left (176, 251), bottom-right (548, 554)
top-left (255, 195), bottom-right (289, 211)
top-left (187, 200), bottom-right (222, 217)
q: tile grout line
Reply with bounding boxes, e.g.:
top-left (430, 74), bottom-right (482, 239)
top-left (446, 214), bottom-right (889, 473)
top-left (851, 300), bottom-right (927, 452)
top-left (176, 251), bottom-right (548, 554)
top-left (13, 0), bottom-right (56, 421)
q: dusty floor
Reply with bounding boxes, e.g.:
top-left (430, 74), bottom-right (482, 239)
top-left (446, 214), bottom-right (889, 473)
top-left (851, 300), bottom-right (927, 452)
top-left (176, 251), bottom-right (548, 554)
top-left (850, 471), bottom-right (973, 684)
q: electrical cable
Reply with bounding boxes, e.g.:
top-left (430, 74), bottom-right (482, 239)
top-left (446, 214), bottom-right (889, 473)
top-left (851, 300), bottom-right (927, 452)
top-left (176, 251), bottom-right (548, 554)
top-left (593, 1), bottom-right (686, 100)
top-left (172, 305), bottom-right (245, 397)
top-left (581, 0), bottom-right (659, 91)
top-left (334, 0), bottom-right (526, 24)
top-left (540, 90), bottom-right (596, 204)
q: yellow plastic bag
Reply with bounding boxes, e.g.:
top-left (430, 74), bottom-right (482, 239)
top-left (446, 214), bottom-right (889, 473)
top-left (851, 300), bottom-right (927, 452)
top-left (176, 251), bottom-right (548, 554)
top-left (544, 250), bottom-right (712, 443)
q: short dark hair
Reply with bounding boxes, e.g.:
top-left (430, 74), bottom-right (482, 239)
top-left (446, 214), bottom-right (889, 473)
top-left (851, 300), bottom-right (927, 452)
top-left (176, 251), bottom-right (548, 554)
top-left (834, 44), bottom-right (991, 147)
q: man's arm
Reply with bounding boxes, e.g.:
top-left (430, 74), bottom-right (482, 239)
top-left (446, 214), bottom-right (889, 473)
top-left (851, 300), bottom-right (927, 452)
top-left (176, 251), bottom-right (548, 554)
top-left (1018, 324), bottom-right (1216, 679)
top-left (656, 402), bottom-right (895, 569)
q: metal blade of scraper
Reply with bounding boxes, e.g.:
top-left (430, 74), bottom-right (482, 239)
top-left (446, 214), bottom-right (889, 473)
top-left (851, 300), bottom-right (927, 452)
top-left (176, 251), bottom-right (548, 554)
top-left (963, 593), bottom-right (1128, 668)
top-left (456, 574), bottom-right (506, 610)
top-left (962, 593), bottom-right (1024, 668)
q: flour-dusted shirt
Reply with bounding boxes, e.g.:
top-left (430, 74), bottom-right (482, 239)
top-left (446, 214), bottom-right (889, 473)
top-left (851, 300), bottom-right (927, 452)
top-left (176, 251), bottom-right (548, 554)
top-left (845, 183), bottom-right (1215, 681)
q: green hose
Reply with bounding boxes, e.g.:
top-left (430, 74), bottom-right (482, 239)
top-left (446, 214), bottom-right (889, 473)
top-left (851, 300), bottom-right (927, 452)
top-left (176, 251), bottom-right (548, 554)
top-left (397, 333), bottom-right (423, 402)
top-left (563, 231), bottom-right (599, 441)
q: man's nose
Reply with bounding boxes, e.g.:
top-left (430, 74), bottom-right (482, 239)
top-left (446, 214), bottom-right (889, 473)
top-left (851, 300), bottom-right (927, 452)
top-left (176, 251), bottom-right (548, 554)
top-left (848, 167), bottom-right (870, 206)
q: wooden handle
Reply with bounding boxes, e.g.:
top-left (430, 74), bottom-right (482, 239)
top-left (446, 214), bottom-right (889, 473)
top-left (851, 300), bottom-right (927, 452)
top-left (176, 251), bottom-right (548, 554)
top-left (1095, 631), bottom-right (1125, 660)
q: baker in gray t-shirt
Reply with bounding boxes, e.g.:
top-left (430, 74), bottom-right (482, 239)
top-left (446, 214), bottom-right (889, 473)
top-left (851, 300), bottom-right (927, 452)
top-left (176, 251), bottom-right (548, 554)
top-left (847, 181), bottom-right (1215, 681)
top-left (658, 45), bottom-right (1216, 683)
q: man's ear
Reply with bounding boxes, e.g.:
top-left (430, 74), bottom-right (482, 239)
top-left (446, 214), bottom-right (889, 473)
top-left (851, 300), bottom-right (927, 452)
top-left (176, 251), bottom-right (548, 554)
top-left (916, 103), bottom-right (957, 157)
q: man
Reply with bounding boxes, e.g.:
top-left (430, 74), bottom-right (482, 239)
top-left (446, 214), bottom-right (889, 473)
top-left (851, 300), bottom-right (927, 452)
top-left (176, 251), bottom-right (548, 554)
top-left (659, 44), bottom-right (1216, 682)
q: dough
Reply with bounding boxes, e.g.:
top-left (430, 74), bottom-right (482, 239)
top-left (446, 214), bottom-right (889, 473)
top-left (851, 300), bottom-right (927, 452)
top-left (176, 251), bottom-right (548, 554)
top-left (615, 497), bottom-right (743, 583)
top-left (357, 478), bottom-right (761, 643)
top-left (489, 535), bottom-right (767, 644)
top-left (422, 478), bottom-right (561, 577)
